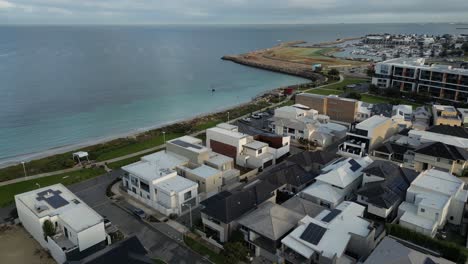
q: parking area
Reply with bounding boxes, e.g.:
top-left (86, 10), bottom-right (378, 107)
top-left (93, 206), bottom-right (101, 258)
top-left (235, 110), bottom-right (274, 135)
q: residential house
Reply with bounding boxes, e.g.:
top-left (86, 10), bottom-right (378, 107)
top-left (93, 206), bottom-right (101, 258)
top-left (122, 151), bottom-right (198, 216)
top-left (412, 106), bottom-right (431, 131)
top-left (281, 201), bottom-right (377, 264)
top-left (412, 142), bottom-right (468, 176)
top-left (15, 184), bottom-right (107, 264)
top-left (271, 105), bottom-right (347, 148)
top-left (356, 101), bottom-right (373, 122)
top-left (338, 115), bottom-right (398, 158)
top-left (363, 236), bottom-right (455, 264)
top-left (356, 160), bottom-right (419, 220)
top-left (392, 104), bottom-right (413, 129)
top-left (432, 105), bottom-right (462, 127)
top-left (295, 93), bottom-right (359, 123)
top-left (398, 169), bottom-right (468, 237)
top-left (300, 156), bottom-right (373, 208)
top-left (286, 150), bottom-right (340, 175)
top-left (237, 202), bottom-right (305, 262)
top-left (200, 181), bottom-right (277, 243)
top-left (458, 108), bottom-right (468, 127)
top-left (206, 123), bottom-right (281, 170)
top-left (258, 162), bottom-right (316, 194)
top-left (72, 236), bottom-right (152, 264)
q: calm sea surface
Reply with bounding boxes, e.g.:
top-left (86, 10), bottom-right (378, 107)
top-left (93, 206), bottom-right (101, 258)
top-left (0, 23), bottom-right (463, 162)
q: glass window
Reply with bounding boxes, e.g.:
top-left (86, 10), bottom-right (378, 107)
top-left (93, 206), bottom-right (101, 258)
top-left (420, 208), bottom-right (425, 213)
top-left (184, 191), bottom-right (192, 201)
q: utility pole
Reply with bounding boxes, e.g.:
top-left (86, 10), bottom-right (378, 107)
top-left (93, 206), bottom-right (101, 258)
top-left (163, 131), bottom-right (166, 152)
top-left (21, 161), bottom-right (27, 179)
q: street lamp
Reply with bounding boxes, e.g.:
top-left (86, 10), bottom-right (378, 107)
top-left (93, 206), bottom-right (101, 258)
top-left (21, 161), bottom-right (27, 179)
top-left (227, 111), bottom-right (230, 123)
top-left (35, 183), bottom-right (41, 189)
top-left (182, 203), bottom-right (192, 228)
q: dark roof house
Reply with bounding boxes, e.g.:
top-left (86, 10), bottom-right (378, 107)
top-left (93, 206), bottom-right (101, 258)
top-left (426, 125), bottom-right (468, 139)
top-left (258, 162), bottom-right (316, 189)
top-left (287, 151), bottom-right (339, 173)
top-left (68, 236), bottom-right (152, 264)
top-left (414, 142), bottom-right (468, 161)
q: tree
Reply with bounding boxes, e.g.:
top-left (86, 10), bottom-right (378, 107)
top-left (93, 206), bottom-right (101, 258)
top-left (369, 84), bottom-right (379, 94)
top-left (462, 42), bottom-right (468, 53)
top-left (328, 68), bottom-right (339, 76)
top-left (366, 68), bottom-right (375, 77)
top-left (42, 220), bottom-right (56, 240)
top-left (346, 92), bottom-right (362, 100)
top-left (223, 242), bottom-right (249, 264)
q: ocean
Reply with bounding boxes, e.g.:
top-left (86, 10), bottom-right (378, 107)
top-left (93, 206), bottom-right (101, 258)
top-left (0, 23), bottom-right (464, 164)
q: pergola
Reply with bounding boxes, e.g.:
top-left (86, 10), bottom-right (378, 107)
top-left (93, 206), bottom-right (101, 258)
top-left (72, 151), bottom-right (89, 165)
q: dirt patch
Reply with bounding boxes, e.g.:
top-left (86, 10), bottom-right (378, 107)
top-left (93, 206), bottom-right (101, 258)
top-left (0, 225), bottom-right (56, 264)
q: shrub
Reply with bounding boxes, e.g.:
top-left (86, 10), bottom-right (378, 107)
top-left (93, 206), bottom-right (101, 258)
top-left (223, 242), bottom-right (249, 264)
top-left (386, 224), bottom-right (467, 263)
top-left (42, 220), bottom-right (56, 240)
top-left (347, 92), bottom-right (362, 100)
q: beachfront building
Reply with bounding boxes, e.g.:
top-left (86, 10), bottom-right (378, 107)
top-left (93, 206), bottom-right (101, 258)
top-left (432, 105), bottom-right (462, 127)
top-left (281, 201), bottom-right (377, 264)
top-left (356, 160), bottom-right (419, 221)
top-left (338, 115), bottom-right (398, 158)
top-left (397, 169), bottom-right (468, 237)
top-left (15, 184), bottom-right (107, 264)
top-left (300, 156), bottom-right (373, 209)
top-left (372, 58), bottom-right (468, 103)
top-left (271, 105), bottom-right (347, 148)
top-left (295, 93), bottom-right (359, 123)
top-left (122, 152), bottom-right (199, 216)
top-left (206, 123), bottom-right (290, 170)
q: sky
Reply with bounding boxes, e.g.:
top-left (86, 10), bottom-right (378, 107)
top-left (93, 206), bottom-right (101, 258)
top-left (0, 0), bottom-right (468, 25)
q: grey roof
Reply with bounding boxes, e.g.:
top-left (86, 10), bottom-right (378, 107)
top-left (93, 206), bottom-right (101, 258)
top-left (358, 161), bottom-right (418, 209)
top-left (364, 237), bottom-right (455, 264)
top-left (201, 180), bottom-right (276, 223)
top-left (282, 196), bottom-right (326, 217)
top-left (237, 202), bottom-right (303, 241)
top-left (258, 162), bottom-right (317, 188)
top-left (371, 103), bottom-right (393, 117)
top-left (287, 151), bottom-right (340, 170)
top-left (427, 125), bottom-right (468, 139)
top-left (414, 142), bottom-right (468, 161)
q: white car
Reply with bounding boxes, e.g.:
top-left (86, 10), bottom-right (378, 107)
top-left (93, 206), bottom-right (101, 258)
top-left (251, 114), bottom-right (262, 119)
top-left (242, 117), bottom-right (252, 122)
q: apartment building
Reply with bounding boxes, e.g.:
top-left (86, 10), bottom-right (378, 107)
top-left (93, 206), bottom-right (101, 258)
top-left (338, 115), bottom-right (398, 158)
top-left (281, 201), bottom-right (377, 264)
top-left (397, 169), bottom-right (468, 237)
top-left (432, 105), bottom-right (462, 126)
top-left (372, 58), bottom-right (468, 103)
top-left (15, 184), bottom-right (107, 264)
top-left (295, 93), bottom-right (359, 123)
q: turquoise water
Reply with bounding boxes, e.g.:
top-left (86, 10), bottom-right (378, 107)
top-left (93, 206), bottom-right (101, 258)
top-left (0, 24), bottom-right (463, 162)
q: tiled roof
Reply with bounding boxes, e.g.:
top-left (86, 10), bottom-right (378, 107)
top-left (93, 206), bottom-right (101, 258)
top-left (427, 125), bottom-right (468, 139)
top-left (414, 142), bottom-right (468, 161)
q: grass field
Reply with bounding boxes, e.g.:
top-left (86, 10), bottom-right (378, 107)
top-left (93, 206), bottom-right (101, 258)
top-left (269, 47), bottom-right (365, 67)
top-left (0, 167), bottom-right (105, 207)
top-left (360, 94), bottom-right (422, 108)
top-left (306, 88), bottom-right (343, 96)
top-left (324, 78), bottom-right (369, 90)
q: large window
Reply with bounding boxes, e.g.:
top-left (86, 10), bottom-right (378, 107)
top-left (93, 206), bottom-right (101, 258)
top-left (140, 181), bottom-right (150, 193)
top-left (184, 191), bottom-right (192, 201)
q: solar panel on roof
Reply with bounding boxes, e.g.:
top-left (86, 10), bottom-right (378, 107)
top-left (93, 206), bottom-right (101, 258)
top-left (36, 189), bottom-right (69, 209)
top-left (348, 159), bottom-right (361, 172)
top-left (300, 223), bottom-right (326, 245)
top-left (171, 139), bottom-right (203, 150)
top-left (322, 209), bottom-right (342, 223)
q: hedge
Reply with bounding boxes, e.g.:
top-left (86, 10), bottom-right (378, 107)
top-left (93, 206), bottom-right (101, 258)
top-left (386, 224), bottom-right (467, 263)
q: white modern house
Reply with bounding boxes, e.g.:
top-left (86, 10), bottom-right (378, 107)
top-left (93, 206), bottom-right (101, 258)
top-left (412, 106), bottom-right (431, 131)
top-left (15, 184), bottom-right (107, 264)
top-left (122, 151), bottom-right (199, 216)
top-left (281, 201), bottom-right (376, 264)
top-left (391, 104), bottom-right (413, 129)
top-left (271, 105), bottom-right (347, 148)
top-left (338, 115), bottom-right (398, 158)
top-left (300, 156), bottom-right (373, 208)
top-left (206, 123), bottom-right (289, 170)
top-left (398, 169), bottom-right (468, 237)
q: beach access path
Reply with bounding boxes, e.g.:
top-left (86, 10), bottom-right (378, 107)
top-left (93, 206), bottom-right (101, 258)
top-left (0, 75), bottom-right (343, 188)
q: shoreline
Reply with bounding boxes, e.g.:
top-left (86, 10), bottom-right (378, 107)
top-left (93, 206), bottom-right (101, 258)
top-left (0, 83), bottom-right (304, 169)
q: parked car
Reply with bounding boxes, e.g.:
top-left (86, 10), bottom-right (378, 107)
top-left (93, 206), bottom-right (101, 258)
top-left (132, 208), bottom-right (146, 219)
top-left (251, 114), bottom-right (262, 119)
top-left (242, 117), bottom-right (252, 122)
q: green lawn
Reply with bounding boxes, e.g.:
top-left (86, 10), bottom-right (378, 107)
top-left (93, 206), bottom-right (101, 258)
top-left (0, 167), bottom-right (106, 207)
top-left (306, 88), bottom-right (343, 96)
top-left (323, 78), bottom-right (369, 90)
top-left (184, 236), bottom-right (226, 264)
top-left (361, 94), bottom-right (422, 108)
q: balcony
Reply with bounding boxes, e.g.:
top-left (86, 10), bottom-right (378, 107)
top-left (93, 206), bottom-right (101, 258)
top-left (282, 247), bottom-right (310, 264)
top-left (51, 232), bottom-right (77, 252)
